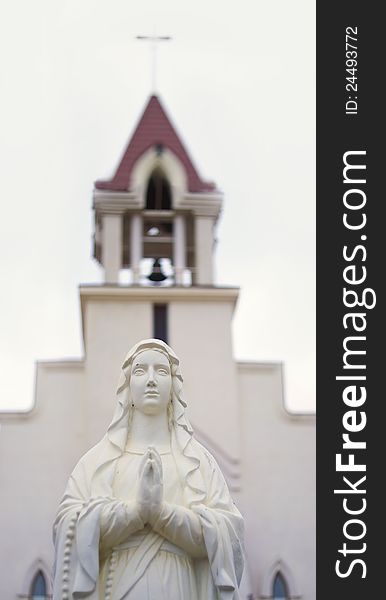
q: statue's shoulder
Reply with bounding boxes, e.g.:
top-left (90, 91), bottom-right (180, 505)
top-left (191, 438), bottom-right (232, 493)
top-left (70, 437), bottom-right (108, 479)
top-left (192, 438), bottom-right (220, 473)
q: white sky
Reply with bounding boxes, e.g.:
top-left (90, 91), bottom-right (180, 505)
top-left (0, 0), bottom-right (315, 412)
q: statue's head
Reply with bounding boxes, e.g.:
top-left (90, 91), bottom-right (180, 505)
top-left (130, 347), bottom-right (172, 415)
top-left (114, 339), bottom-right (186, 430)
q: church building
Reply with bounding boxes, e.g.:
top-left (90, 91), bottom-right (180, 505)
top-left (0, 94), bottom-right (315, 599)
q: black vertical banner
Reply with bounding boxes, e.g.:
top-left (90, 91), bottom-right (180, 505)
top-left (317, 2), bottom-right (384, 599)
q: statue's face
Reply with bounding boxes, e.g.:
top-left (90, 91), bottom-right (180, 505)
top-left (130, 349), bottom-right (172, 415)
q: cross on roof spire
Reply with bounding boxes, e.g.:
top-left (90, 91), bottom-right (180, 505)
top-left (136, 30), bottom-right (172, 93)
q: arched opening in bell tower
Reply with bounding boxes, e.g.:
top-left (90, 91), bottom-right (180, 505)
top-left (145, 168), bottom-right (172, 210)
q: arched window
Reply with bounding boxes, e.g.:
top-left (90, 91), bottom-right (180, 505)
top-left (146, 169), bottom-right (172, 210)
top-left (30, 570), bottom-right (47, 599)
top-left (273, 572), bottom-right (289, 600)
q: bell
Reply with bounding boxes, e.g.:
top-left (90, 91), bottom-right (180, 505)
top-left (147, 258), bottom-right (168, 283)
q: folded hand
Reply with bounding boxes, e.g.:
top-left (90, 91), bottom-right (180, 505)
top-left (137, 447), bottom-right (164, 526)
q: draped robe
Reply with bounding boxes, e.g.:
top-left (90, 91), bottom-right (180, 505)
top-left (53, 439), bottom-right (244, 600)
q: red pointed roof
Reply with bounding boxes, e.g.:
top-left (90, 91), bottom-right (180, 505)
top-left (95, 95), bottom-right (215, 193)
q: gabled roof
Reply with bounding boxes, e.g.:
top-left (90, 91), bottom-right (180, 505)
top-left (95, 95), bottom-right (216, 193)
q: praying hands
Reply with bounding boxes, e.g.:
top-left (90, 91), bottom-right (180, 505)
top-left (137, 447), bottom-right (164, 527)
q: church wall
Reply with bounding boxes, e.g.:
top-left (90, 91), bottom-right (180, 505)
top-left (0, 362), bottom-right (85, 599)
top-left (169, 299), bottom-right (241, 459)
top-left (237, 363), bottom-right (315, 600)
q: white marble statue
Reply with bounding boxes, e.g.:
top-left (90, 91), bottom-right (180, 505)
top-left (53, 339), bottom-right (244, 599)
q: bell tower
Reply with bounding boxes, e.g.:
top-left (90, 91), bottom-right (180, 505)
top-left (93, 95), bottom-right (222, 286)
